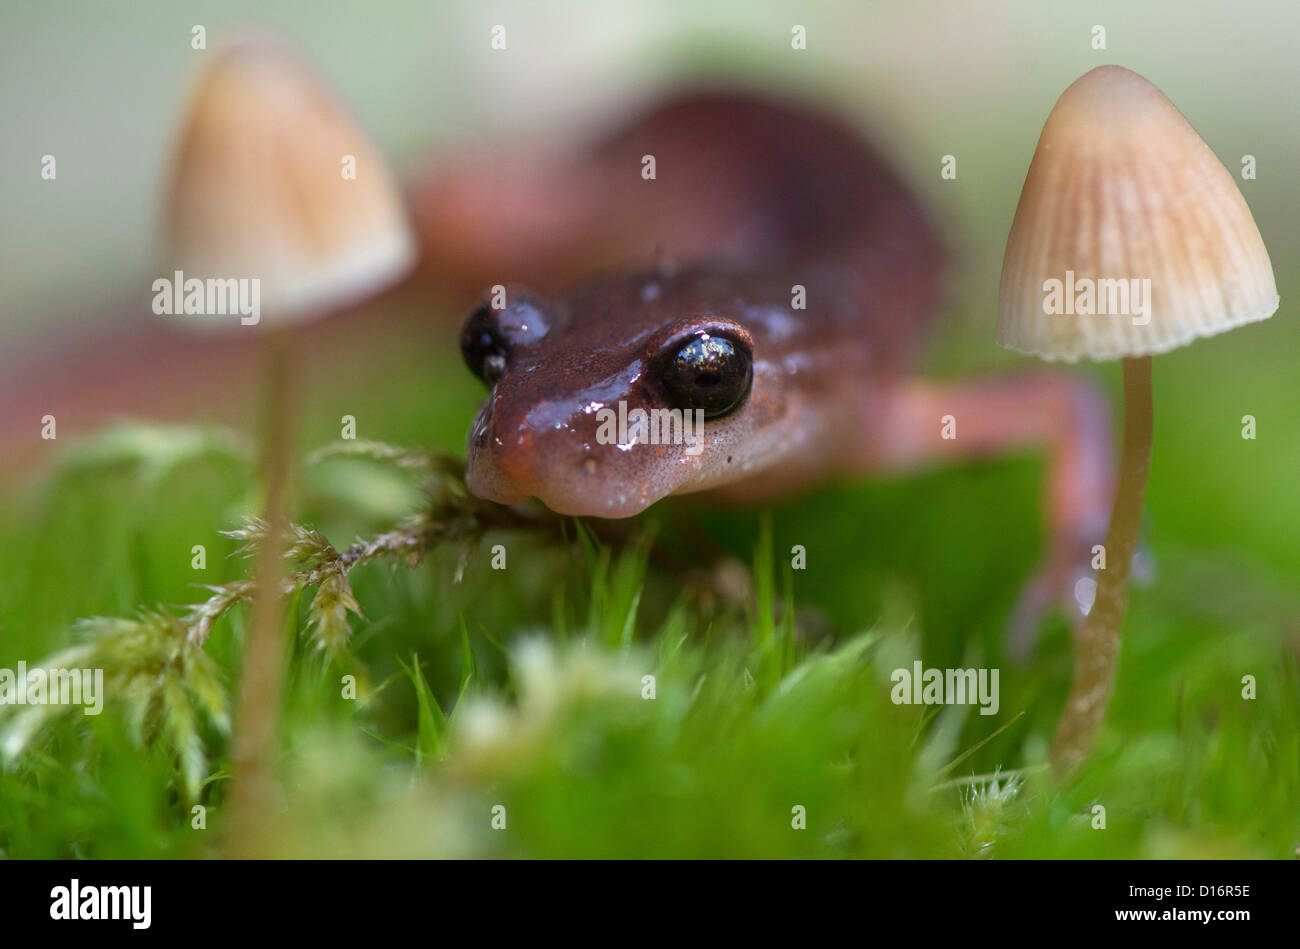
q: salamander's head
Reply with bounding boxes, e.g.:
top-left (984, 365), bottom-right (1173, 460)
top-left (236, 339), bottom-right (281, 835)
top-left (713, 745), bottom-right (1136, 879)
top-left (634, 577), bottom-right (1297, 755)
top-left (460, 271), bottom-right (791, 517)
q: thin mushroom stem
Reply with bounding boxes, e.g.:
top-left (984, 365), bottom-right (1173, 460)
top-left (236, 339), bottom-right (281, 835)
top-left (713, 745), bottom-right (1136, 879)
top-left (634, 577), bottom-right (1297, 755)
top-left (226, 325), bottom-right (296, 855)
top-left (1050, 355), bottom-right (1152, 777)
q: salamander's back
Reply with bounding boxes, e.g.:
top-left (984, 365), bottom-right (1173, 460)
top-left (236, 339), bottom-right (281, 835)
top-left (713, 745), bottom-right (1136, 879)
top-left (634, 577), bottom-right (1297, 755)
top-left (413, 89), bottom-right (945, 369)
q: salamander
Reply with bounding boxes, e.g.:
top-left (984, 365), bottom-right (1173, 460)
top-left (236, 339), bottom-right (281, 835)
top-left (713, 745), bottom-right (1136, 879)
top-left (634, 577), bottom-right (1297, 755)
top-left (413, 90), bottom-right (1116, 640)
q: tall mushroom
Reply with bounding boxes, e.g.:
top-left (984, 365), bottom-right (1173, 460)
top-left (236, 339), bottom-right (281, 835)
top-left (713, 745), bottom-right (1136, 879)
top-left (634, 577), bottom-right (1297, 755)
top-left (997, 65), bottom-right (1278, 776)
top-left (161, 35), bottom-right (416, 850)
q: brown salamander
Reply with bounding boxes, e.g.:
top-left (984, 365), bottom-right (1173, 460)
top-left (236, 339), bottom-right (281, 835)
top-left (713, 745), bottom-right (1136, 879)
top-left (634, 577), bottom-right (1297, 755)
top-left (414, 90), bottom-right (1116, 639)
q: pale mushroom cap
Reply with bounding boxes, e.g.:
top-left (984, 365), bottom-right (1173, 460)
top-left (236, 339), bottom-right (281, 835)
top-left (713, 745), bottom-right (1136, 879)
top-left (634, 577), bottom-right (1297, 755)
top-left (998, 65), bottom-right (1278, 362)
top-left (163, 37), bottom-right (416, 326)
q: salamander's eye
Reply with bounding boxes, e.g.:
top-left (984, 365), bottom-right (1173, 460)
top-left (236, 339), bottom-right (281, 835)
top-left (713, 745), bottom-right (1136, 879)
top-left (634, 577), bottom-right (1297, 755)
top-left (460, 302), bottom-right (509, 385)
top-left (660, 333), bottom-right (753, 419)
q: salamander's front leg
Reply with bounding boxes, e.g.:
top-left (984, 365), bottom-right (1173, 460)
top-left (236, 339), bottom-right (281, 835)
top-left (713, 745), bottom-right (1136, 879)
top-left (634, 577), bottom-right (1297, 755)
top-left (866, 372), bottom-right (1116, 655)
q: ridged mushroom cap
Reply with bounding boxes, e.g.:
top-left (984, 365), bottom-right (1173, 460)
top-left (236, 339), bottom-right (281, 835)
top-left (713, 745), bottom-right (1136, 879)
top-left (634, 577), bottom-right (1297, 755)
top-left (997, 65), bottom-right (1278, 361)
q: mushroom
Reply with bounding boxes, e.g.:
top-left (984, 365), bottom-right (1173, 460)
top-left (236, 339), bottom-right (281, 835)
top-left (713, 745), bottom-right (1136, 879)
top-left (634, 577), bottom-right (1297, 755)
top-left (164, 36), bottom-right (415, 325)
top-left (160, 35), bottom-right (415, 849)
top-left (997, 65), bottom-right (1278, 776)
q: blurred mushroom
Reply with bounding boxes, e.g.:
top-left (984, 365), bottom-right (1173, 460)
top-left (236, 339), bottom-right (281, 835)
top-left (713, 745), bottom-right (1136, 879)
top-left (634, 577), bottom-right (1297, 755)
top-left (160, 34), bottom-right (416, 851)
top-left (997, 65), bottom-right (1278, 776)
top-left (164, 36), bottom-right (415, 324)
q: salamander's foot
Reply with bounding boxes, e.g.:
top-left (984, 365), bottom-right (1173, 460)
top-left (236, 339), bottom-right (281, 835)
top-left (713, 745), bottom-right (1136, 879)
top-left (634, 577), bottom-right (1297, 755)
top-left (1004, 548), bottom-right (1095, 661)
top-left (1004, 530), bottom-right (1155, 660)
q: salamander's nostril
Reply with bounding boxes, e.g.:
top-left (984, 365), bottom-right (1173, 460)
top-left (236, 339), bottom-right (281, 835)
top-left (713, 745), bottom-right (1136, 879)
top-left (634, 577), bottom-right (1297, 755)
top-left (582, 457), bottom-right (598, 475)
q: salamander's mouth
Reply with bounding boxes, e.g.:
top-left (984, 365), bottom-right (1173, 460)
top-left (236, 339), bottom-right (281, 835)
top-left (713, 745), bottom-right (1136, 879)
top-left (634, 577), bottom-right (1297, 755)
top-left (464, 460), bottom-right (533, 509)
top-left (465, 453), bottom-right (663, 519)
top-left (464, 400), bottom-right (668, 518)
top-left (467, 404), bottom-right (753, 514)
top-left (467, 466), bottom-right (659, 518)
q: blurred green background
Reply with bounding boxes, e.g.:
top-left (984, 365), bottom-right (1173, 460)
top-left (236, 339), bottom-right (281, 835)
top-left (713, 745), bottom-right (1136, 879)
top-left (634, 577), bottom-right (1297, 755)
top-left (0, 0), bottom-right (1296, 858)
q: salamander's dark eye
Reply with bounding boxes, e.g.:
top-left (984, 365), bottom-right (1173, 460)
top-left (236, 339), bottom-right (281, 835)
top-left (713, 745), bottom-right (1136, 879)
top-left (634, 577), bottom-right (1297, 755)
top-left (460, 302), bottom-right (509, 385)
top-left (660, 333), bottom-right (753, 419)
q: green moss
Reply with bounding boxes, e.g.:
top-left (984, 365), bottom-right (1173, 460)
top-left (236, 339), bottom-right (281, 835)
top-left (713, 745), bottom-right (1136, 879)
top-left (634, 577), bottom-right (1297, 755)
top-left (1, 314), bottom-right (1297, 858)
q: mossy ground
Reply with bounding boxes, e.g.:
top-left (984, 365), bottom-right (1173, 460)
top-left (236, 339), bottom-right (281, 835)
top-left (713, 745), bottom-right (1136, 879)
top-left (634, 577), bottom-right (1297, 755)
top-left (1, 301), bottom-right (1297, 859)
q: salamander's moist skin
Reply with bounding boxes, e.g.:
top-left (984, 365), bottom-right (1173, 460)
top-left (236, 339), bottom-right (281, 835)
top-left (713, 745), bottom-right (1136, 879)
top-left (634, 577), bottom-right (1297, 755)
top-left (454, 91), bottom-right (946, 517)
top-left (462, 267), bottom-right (885, 517)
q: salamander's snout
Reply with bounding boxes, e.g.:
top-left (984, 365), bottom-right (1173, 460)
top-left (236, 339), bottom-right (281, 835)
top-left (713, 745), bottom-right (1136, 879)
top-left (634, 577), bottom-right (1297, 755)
top-left (464, 385), bottom-right (670, 518)
top-left (457, 288), bottom-right (680, 518)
